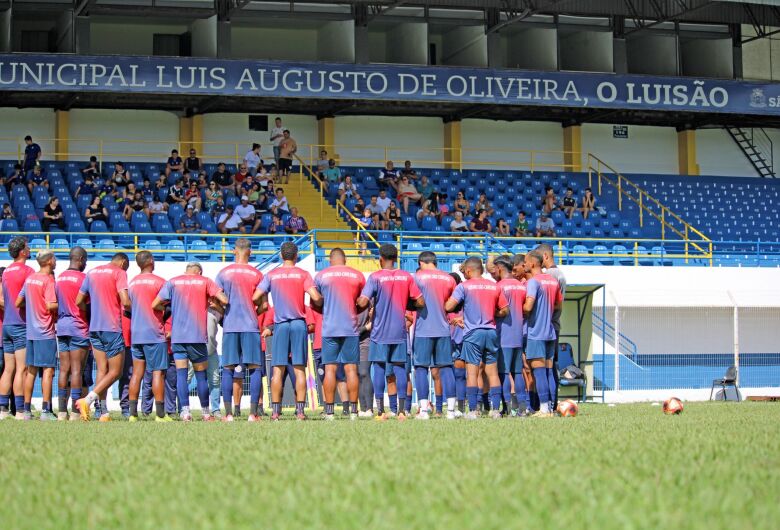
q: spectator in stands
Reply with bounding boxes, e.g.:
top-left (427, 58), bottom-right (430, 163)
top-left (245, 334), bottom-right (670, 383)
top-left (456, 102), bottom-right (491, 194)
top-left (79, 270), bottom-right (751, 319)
top-left (238, 174), bottom-right (255, 197)
top-left (474, 193), bottom-right (494, 217)
top-left (2, 203), bottom-right (15, 220)
top-left (384, 201), bottom-right (401, 227)
top-left (235, 195), bottom-right (257, 232)
top-left (270, 117), bottom-right (284, 165)
top-left (123, 190), bottom-right (148, 221)
top-left (541, 186), bottom-right (557, 215)
top-left (396, 176), bottom-right (421, 214)
top-left (155, 172), bottom-right (168, 198)
top-left (165, 149), bottom-right (183, 177)
top-left (453, 190), bottom-right (470, 217)
top-left (377, 161), bottom-right (400, 192)
top-left (166, 179), bottom-right (187, 208)
top-left (218, 205), bottom-right (243, 234)
top-left (270, 187), bottom-right (290, 215)
top-left (322, 159), bottom-right (341, 193)
top-left (119, 182), bottom-right (138, 206)
top-left (469, 209), bottom-right (491, 233)
top-left (580, 187), bottom-right (596, 219)
top-left (85, 196), bottom-right (108, 228)
top-left (232, 164), bottom-right (250, 195)
top-left (98, 179), bottom-right (116, 202)
top-left (27, 165), bottom-right (48, 194)
top-left (247, 182), bottom-right (262, 204)
top-left (495, 218), bottom-right (510, 236)
top-left (390, 217), bottom-right (403, 232)
top-left (184, 149), bottom-right (202, 173)
top-left (185, 181), bottom-right (203, 212)
top-left (338, 175), bottom-right (360, 204)
top-left (435, 193), bottom-right (450, 219)
top-left (278, 130), bottom-right (297, 184)
top-left (140, 178), bottom-right (154, 202)
top-left (177, 205), bottom-right (206, 234)
top-left (376, 189), bottom-right (391, 214)
top-left (22, 135), bottom-right (41, 172)
top-left (204, 181), bottom-right (222, 213)
top-left (211, 162), bottom-right (233, 191)
top-left (368, 195), bottom-right (384, 217)
top-left (111, 161), bottom-right (129, 192)
top-left (254, 187), bottom-right (270, 213)
top-left (535, 212), bottom-right (556, 237)
top-left (562, 187), bottom-right (577, 219)
top-left (196, 170), bottom-right (209, 190)
top-left (417, 175), bottom-right (434, 204)
top-left (75, 175), bottom-right (97, 199)
top-left (148, 196), bottom-right (167, 214)
top-left (244, 143), bottom-right (262, 175)
top-left (3, 163), bottom-right (23, 192)
top-left (316, 150), bottom-right (329, 175)
top-left (210, 196), bottom-right (226, 220)
top-left (400, 160), bottom-right (417, 180)
top-left (41, 197), bottom-right (65, 232)
top-left (82, 156), bottom-right (100, 179)
top-left (284, 207), bottom-right (308, 234)
top-left (450, 211), bottom-right (468, 232)
top-left (514, 211), bottom-right (529, 237)
top-left (416, 199), bottom-right (435, 223)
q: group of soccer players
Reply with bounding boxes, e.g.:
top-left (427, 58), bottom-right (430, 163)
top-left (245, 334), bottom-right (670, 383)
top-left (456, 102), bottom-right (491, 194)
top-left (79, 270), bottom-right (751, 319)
top-left (0, 234), bottom-right (566, 421)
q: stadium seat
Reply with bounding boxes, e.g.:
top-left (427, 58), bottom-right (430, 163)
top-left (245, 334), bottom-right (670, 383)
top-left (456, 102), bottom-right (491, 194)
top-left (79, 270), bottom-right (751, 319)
top-left (89, 220), bottom-right (108, 233)
top-left (97, 239), bottom-right (116, 259)
top-left (189, 239), bottom-right (212, 261)
top-left (167, 240), bottom-right (186, 261)
top-left (143, 239), bottom-right (165, 261)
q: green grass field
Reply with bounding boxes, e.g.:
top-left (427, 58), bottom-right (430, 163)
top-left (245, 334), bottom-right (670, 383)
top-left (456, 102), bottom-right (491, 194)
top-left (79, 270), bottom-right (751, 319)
top-left (0, 402), bottom-right (778, 530)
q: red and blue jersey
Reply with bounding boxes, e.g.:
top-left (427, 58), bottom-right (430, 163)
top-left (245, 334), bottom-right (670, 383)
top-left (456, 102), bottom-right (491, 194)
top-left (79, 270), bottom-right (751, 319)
top-left (157, 274), bottom-right (221, 344)
top-left (526, 273), bottom-right (562, 341)
top-left (497, 278), bottom-right (527, 348)
top-left (257, 266), bottom-right (313, 324)
top-left (55, 270), bottom-right (89, 339)
top-left (128, 273), bottom-right (166, 345)
top-left (314, 265), bottom-right (365, 337)
top-left (449, 312), bottom-right (464, 345)
top-left (306, 306), bottom-right (322, 350)
top-left (2, 262), bottom-right (34, 326)
top-left (79, 264), bottom-right (128, 332)
top-left (361, 269), bottom-right (422, 345)
top-left (215, 264), bottom-right (263, 333)
top-left (413, 269), bottom-right (456, 338)
top-left (19, 272), bottom-right (56, 340)
top-left (450, 278), bottom-right (508, 334)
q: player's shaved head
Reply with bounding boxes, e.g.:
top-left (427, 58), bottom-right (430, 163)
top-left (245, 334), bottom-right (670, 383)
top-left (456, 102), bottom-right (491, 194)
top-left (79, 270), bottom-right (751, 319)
top-left (234, 238), bottom-right (251, 252)
top-left (379, 244), bottom-right (398, 262)
top-left (526, 251), bottom-right (543, 268)
top-left (36, 249), bottom-right (55, 267)
top-left (418, 251), bottom-right (437, 266)
top-left (535, 243), bottom-right (555, 266)
top-left (512, 254), bottom-right (525, 268)
top-left (69, 246), bottom-right (87, 271)
top-left (494, 256), bottom-right (512, 273)
top-left (186, 262), bottom-right (203, 274)
top-left (112, 252), bottom-right (130, 270)
top-left (329, 247), bottom-right (346, 265)
top-left (463, 256), bottom-right (483, 276)
top-left (136, 250), bottom-right (154, 270)
top-left (280, 242), bottom-right (298, 262)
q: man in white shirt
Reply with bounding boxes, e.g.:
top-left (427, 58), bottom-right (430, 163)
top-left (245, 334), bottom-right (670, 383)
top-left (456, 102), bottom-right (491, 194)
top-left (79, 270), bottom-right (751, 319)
top-left (218, 205), bottom-right (244, 234)
top-left (269, 187), bottom-right (290, 215)
top-left (375, 189), bottom-right (392, 213)
top-left (269, 117), bottom-right (284, 165)
top-left (450, 211), bottom-right (468, 232)
top-left (244, 143), bottom-right (262, 174)
top-left (235, 195), bottom-right (257, 231)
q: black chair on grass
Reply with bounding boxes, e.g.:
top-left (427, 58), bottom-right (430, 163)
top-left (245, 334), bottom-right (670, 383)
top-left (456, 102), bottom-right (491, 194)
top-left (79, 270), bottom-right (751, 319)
top-left (709, 366), bottom-right (740, 401)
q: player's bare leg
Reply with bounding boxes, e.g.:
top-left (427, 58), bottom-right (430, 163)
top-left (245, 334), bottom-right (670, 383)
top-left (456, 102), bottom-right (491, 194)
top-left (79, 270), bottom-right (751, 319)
top-left (293, 365), bottom-right (306, 420)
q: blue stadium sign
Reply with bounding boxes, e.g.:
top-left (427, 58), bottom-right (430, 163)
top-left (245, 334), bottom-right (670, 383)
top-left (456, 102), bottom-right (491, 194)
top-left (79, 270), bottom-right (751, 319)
top-left (1, 54), bottom-right (779, 116)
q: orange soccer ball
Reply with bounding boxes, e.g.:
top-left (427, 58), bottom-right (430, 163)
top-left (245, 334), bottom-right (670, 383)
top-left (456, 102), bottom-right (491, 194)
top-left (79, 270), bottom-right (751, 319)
top-left (663, 397), bottom-right (684, 415)
top-left (557, 399), bottom-right (579, 417)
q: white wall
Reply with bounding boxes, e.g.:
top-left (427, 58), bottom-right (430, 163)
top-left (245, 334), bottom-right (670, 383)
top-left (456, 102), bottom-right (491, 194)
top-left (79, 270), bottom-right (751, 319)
top-left (90, 21), bottom-right (190, 56)
top-left (0, 108), bottom-right (55, 160)
top-left (461, 119), bottom-right (563, 170)
top-left (388, 22), bottom-right (428, 65)
top-left (231, 26), bottom-right (318, 61)
top-left (581, 124), bottom-right (678, 174)
top-left (191, 16), bottom-right (217, 58)
top-left (696, 128), bottom-right (756, 177)
top-left (317, 20), bottom-right (355, 63)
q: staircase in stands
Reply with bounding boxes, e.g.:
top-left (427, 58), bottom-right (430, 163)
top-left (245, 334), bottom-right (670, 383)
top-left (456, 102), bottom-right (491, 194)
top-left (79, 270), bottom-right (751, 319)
top-left (726, 126), bottom-right (775, 178)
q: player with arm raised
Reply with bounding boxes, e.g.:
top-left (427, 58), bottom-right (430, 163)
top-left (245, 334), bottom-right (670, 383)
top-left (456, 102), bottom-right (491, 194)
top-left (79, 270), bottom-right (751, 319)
top-left (16, 250), bottom-right (58, 420)
top-left (216, 239), bottom-right (265, 422)
top-left (523, 250), bottom-right (563, 418)
top-left (75, 252), bottom-right (131, 421)
top-left (312, 247), bottom-right (366, 421)
top-left (152, 262), bottom-right (227, 421)
top-left (254, 242), bottom-right (321, 421)
top-left (444, 256), bottom-right (508, 420)
top-left (356, 244), bottom-right (423, 419)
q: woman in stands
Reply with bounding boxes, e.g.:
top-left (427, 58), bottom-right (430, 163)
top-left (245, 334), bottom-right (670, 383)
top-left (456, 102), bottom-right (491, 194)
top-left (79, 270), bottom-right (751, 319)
top-left (580, 187), bottom-right (596, 219)
top-left (111, 162), bottom-right (130, 191)
top-left (396, 176), bottom-right (422, 214)
top-left (123, 190), bottom-right (148, 221)
top-left (204, 181), bottom-right (222, 213)
top-left (81, 156), bottom-right (100, 179)
top-left (453, 190), bottom-right (470, 217)
top-left (469, 209), bottom-right (492, 233)
top-left (474, 193), bottom-right (494, 218)
top-left (42, 197), bottom-right (65, 232)
top-left (384, 201), bottom-right (401, 227)
top-left (85, 196), bottom-right (108, 228)
top-left (495, 218), bottom-right (510, 236)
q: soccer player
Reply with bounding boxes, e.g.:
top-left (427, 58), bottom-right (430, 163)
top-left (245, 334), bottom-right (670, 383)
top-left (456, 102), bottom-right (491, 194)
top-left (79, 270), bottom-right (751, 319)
top-left (127, 251), bottom-right (170, 422)
top-left (0, 236), bottom-right (33, 419)
top-left (448, 272), bottom-right (467, 414)
top-left (492, 255), bottom-right (529, 416)
top-left (216, 239), bottom-right (265, 422)
top-left (313, 247), bottom-right (365, 421)
top-left (413, 251), bottom-right (459, 420)
top-left (153, 262), bottom-right (227, 421)
top-left (254, 242), bottom-right (321, 420)
top-left (55, 246), bottom-right (89, 421)
top-left (445, 256), bottom-right (508, 419)
top-left (535, 243), bottom-right (567, 411)
top-left (16, 250), bottom-right (58, 420)
top-left (523, 251), bottom-right (563, 418)
top-left (75, 252), bottom-right (131, 421)
top-left (356, 244), bottom-right (423, 419)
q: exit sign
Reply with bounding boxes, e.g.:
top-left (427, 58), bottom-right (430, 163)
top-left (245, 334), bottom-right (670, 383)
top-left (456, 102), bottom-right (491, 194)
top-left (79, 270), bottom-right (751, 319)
top-left (613, 125), bottom-right (629, 139)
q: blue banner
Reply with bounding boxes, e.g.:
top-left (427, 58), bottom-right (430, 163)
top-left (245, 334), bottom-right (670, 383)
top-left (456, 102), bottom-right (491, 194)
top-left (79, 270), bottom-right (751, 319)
top-left (1, 53), bottom-right (779, 115)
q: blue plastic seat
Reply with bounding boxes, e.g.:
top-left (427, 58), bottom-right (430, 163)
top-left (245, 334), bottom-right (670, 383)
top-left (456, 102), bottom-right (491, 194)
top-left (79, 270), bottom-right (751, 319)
top-left (189, 239), bottom-right (212, 261)
top-left (167, 240), bottom-right (186, 261)
top-left (97, 239), bottom-right (116, 259)
top-left (89, 220), bottom-right (108, 233)
top-left (143, 239), bottom-right (165, 260)
top-left (402, 216), bottom-right (419, 231)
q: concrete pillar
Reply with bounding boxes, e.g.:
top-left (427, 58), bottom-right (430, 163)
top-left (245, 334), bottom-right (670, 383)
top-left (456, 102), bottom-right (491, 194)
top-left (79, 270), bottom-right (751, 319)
top-left (192, 114), bottom-right (204, 157)
top-left (55, 110), bottom-right (69, 161)
top-left (179, 116), bottom-right (193, 156)
top-left (677, 129), bottom-right (698, 176)
top-left (217, 20), bottom-right (231, 58)
top-left (0, 7), bottom-right (11, 52)
top-left (563, 124), bottom-right (582, 172)
top-left (443, 119), bottom-right (462, 170)
top-left (74, 16), bottom-right (90, 54)
top-left (317, 116), bottom-right (335, 163)
top-left (354, 25), bottom-right (369, 64)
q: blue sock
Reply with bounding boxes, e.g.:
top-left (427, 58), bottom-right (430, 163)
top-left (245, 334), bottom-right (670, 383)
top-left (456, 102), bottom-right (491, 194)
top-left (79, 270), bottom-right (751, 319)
top-left (176, 368), bottom-right (190, 410)
top-left (414, 367), bottom-right (429, 405)
top-left (466, 386), bottom-right (479, 412)
top-left (195, 370), bottom-right (209, 409)
top-left (405, 391), bottom-right (412, 413)
top-left (0, 394), bottom-right (9, 408)
top-left (547, 368), bottom-right (557, 410)
top-left (529, 390), bottom-right (540, 411)
top-left (392, 364), bottom-right (407, 394)
top-left (221, 367), bottom-right (233, 414)
top-left (533, 367), bottom-right (550, 408)
top-left (248, 368), bottom-right (261, 412)
top-left (489, 386), bottom-right (502, 411)
top-left (24, 402), bottom-right (31, 413)
top-left (389, 393), bottom-right (398, 414)
top-left (14, 396), bottom-right (24, 411)
top-left (58, 388), bottom-right (68, 399)
top-left (440, 366), bottom-right (456, 399)
top-left (42, 401), bottom-right (51, 413)
top-left (454, 367), bottom-right (466, 401)
top-left (513, 373), bottom-right (529, 410)
top-left (435, 394), bottom-right (443, 413)
top-left (371, 362), bottom-right (386, 402)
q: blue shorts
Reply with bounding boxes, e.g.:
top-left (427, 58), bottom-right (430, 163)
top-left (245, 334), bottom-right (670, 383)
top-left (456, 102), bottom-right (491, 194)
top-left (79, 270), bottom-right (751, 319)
top-left (321, 336), bottom-right (359, 365)
top-left (3, 324), bottom-right (26, 354)
top-left (131, 343), bottom-right (169, 372)
top-left (27, 339), bottom-right (57, 368)
top-left (90, 331), bottom-right (125, 358)
top-left (57, 335), bottom-right (91, 353)
top-left (172, 343), bottom-right (208, 364)
top-left (222, 332), bottom-right (262, 367)
top-left (498, 346), bottom-right (523, 374)
top-left (461, 329), bottom-right (499, 366)
top-left (313, 349), bottom-right (346, 382)
top-left (271, 319), bottom-right (308, 366)
top-left (368, 341), bottom-right (407, 364)
top-left (526, 339), bottom-right (555, 360)
top-left (413, 336), bottom-right (453, 367)
top-left (451, 341), bottom-right (463, 361)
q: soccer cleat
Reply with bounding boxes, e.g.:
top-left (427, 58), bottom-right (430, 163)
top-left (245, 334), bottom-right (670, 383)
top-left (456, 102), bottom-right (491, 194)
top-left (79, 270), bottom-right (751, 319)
top-left (222, 414), bottom-right (234, 422)
top-left (465, 411), bottom-right (480, 420)
top-left (98, 414), bottom-right (111, 422)
top-left (386, 411), bottom-right (397, 418)
top-left (128, 415), bottom-right (138, 423)
top-left (416, 411), bottom-right (430, 421)
top-left (270, 412), bottom-right (281, 421)
top-left (57, 412), bottom-right (68, 421)
top-left (323, 414), bottom-right (335, 421)
top-left (39, 411), bottom-right (56, 421)
top-left (446, 411), bottom-right (459, 420)
top-left (202, 414), bottom-right (216, 422)
top-left (180, 412), bottom-right (193, 422)
top-left (69, 412), bottom-right (80, 421)
top-left (0, 410), bottom-right (9, 420)
top-left (529, 411), bottom-right (554, 419)
top-left (489, 410), bottom-right (503, 420)
top-left (374, 413), bottom-right (387, 422)
top-left (21, 412), bottom-right (33, 421)
top-left (358, 410), bottom-right (373, 418)
top-left (350, 413), bottom-right (358, 421)
top-left (296, 412), bottom-right (307, 421)
top-left (154, 415), bottom-right (174, 423)
top-left (75, 398), bottom-right (91, 421)
top-left (397, 412), bottom-right (407, 422)
top-left (247, 414), bottom-right (261, 422)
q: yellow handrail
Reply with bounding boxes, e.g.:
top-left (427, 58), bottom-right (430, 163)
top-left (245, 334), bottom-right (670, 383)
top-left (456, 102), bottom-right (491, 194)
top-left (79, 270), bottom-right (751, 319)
top-left (294, 153), bottom-right (325, 222)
